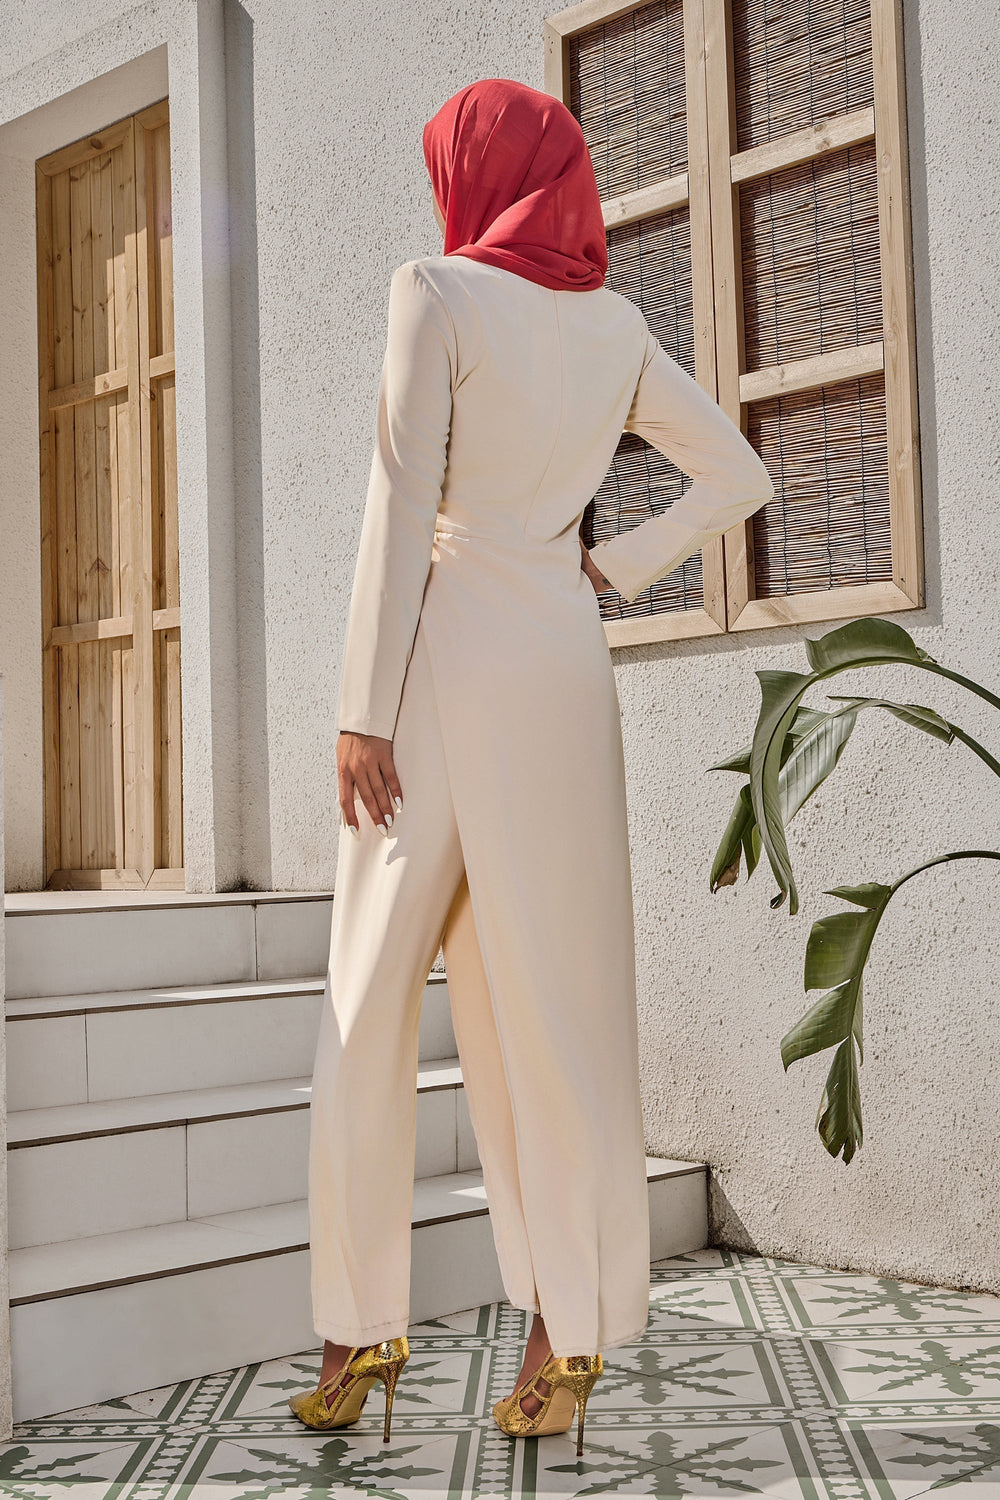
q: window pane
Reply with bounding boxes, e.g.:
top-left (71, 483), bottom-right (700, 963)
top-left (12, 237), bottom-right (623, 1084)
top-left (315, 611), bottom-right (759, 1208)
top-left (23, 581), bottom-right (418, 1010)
top-left (570, 0), bottom-right (688, 197)
top-left (748, 372), bottom-right (893, 596)
top-left (740, 141), bottom-right (883, 371)
top-left (586, 208), bottom-right (704, 619)
top-left (733, 0), bottom-right (875, 152)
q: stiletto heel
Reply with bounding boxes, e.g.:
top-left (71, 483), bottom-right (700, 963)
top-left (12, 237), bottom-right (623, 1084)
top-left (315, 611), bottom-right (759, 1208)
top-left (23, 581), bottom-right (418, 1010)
top-left (574, 1374), bottom-right (595, 1456)
top-left (493, 1351), bottom-right (603, 1455)
top-left (379, 1356), bottom-right (405, 1443)
top-left (288, 1337), bottom-right (409, 1442)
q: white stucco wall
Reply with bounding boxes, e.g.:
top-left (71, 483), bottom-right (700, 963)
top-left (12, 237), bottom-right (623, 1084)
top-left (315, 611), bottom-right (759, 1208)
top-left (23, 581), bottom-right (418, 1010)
top-left (0, 0), bottom-right (998, 1291)
top-left (0, 679), bottom-right (12, 1442)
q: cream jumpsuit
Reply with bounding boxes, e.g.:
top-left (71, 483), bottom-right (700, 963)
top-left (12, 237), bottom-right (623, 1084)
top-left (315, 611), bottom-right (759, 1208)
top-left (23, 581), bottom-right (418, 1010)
top-left (308, 254), bottom-right (775, 1358)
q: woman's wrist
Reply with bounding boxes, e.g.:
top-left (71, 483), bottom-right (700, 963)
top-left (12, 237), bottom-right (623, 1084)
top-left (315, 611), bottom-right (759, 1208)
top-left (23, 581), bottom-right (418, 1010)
top-left (579, 542), bottom-right (612, 593)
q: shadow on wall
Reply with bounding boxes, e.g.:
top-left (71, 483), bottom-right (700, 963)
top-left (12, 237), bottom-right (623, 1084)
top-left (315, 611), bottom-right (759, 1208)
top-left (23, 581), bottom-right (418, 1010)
top-left (709, 1179), bottom-right (759, 1256)
top-left (223, 0), bottom-right (272, 891)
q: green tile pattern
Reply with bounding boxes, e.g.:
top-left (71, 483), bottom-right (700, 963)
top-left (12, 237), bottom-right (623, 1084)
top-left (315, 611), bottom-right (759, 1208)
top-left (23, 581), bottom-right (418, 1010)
top-left (6, 1249), bottom-right (1000, 1497)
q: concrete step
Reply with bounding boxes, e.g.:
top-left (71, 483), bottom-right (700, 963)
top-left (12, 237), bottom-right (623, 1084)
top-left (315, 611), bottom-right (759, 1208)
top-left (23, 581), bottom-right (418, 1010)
top-left (3, 892), bottom-right (336, 997)
top-left (5, 973), bottom-right (457, 1108)
top-left (8, 1157), bottom-right (708, 1422)
top-left (7, 1057), bottom-right (478, 1248)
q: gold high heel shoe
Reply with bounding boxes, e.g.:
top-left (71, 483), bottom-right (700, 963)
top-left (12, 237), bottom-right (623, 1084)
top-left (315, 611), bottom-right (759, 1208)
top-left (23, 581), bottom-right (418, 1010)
top-left (288, 1337), bottom-right (409, 1442)
top-left (493, 1351), bottom-right (603, 1456)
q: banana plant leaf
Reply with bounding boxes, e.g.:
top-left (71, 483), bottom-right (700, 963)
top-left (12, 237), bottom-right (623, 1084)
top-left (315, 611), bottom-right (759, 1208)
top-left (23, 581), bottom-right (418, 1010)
top-left (710, 692), bottom-right (955, 896)
top-left (710, 704), bottom-right (858, 891)
top-left (705, 614), bottom-right (1000, 1163)
top-left (749, 619), bottom-right (942, 915)
top-left (781, 855), bottom-right (1000, 1163)
top-left (709, 705), bottom-right (834, 778)
top-left (804, 618), bottom-right (937, 674)
top-left (817, 1038), bottom-right (864, 1165)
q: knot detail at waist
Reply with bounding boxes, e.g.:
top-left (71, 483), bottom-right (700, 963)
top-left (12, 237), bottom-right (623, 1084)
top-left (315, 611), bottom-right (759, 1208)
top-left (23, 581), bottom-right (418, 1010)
top-left (433, 519), bottom-right (579, 552)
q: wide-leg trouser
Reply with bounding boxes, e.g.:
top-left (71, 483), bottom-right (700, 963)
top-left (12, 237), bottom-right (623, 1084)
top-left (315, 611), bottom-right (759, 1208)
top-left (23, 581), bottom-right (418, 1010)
top-left (307, 614), bottom-right (651, 1357)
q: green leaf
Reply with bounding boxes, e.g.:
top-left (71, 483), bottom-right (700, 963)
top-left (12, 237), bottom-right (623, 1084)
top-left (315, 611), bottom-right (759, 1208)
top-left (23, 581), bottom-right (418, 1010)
top-left (741, 619), bottom-right (993, 915)
top-left (781, 979), bottom-right (858, 1069)
top-left (779, 705), bottom-right (859, 823)
top-left (822, 881), bottom-right (893, 910)
top-left (708, 746), bottom-right (753, 775)
top-left (745, 817), bottom-right (762, 879)
top-left (803, 907), bottom-right (882, 991)
top-left (804, 617), bottom-right (936, 674)
top-left (748, 670), bottom-right (814, 915)
top-left (709, 705), bottom-right (834, 777)
top-left (826, 695), bottom-right (955, 744)
top-left (826, 695), bottom-right (1000, 781)
top-left (711, 705), bottom-right (860, 896)
top-left (710, 785), bottom-right (753, 891)
top-left (817, 1038), bottom-right (864, 1163)
top-left (789, 859), bottom-right (1000, 1161)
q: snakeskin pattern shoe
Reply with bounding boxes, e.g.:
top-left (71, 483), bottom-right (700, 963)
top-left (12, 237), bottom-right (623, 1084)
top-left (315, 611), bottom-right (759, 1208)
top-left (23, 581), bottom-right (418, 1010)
top-left (288, 1337), bottom-right (410, 1443)
top-left (493, 1351), bottom-right (603, 1455)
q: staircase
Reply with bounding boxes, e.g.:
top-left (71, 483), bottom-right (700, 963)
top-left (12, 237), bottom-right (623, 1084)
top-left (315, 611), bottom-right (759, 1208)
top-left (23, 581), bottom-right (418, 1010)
top-left (4, 892), bottom-right (708, 1422)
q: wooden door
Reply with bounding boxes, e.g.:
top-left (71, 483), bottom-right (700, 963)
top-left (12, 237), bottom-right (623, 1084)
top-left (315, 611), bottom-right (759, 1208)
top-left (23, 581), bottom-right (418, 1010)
top-left (36, 100), bottom-right (182, 889)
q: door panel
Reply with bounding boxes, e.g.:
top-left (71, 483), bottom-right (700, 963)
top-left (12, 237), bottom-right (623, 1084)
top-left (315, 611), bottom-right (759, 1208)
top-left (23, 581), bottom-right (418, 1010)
top-left (37, 100), bottom-right (182, 888)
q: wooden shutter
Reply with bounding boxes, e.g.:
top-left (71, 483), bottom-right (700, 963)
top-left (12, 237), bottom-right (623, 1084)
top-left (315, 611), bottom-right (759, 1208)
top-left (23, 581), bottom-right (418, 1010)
top-left (706, 0), bottom-right (922, 628)
top-left (545, 0), bottom-right (923, 642)
top-left (547, 0), bottom-right (727, 646)
top-left (36, 99), bottom-right (183, 889)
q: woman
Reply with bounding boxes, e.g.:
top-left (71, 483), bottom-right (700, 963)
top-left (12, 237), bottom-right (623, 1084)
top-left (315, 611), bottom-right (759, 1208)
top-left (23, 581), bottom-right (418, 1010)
top-left (289, 78), bottom-right (775, 1454)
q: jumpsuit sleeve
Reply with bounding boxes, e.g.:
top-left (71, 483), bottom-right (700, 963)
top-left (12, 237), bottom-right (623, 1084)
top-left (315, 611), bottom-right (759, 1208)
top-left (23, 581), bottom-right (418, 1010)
top-left (336, 261), bottom-right (457, 738)
top-left (587, 326), bottom-right (776, 606)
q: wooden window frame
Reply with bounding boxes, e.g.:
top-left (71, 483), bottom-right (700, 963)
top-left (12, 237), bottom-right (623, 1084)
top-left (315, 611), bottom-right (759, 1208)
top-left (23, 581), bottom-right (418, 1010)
top-left (544, 0), bottom-right (923, 646)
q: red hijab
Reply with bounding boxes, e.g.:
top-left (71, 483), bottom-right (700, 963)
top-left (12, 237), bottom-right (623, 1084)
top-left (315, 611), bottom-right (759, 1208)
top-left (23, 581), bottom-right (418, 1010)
top-left (422, 78), bottom-right (608, 292)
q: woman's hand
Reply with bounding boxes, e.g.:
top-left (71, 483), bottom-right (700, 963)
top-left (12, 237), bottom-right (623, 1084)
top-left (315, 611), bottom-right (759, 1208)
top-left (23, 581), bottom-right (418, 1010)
top-left (579, 535), bottom-right (612, 596)
top-left (337, 731), bottom-right (403, 838)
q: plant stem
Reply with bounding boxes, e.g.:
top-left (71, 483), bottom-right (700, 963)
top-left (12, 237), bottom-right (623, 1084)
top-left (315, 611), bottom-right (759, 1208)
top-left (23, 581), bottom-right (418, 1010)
top-left (890, 849), bottom-right (1000, 898)
top-left (922, 664), bottom-right (1000, 715)
top-left (947, 727), bottom-right (1000, 780)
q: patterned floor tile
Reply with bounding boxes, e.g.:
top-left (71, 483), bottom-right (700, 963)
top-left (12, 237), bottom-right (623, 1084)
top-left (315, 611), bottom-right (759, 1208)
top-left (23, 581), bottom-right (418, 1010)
top-left (842, 1416), bottom-right (1000, 1497)
top-left (606, 1335), bottom-right (792, 1412)
top-left (815, 1337), bottom-right (1000, 1407)
top-left (0, 1436), bottom-right (153, 1496)
top-left (8, 1251), bottom-right (1000, 1498)
top-left (648, 1274), bottom-right (768, 1334)
top-left (650, 1248), bottom-right (752, 1276)
top-left (776, 1278), bottom-right (1000, 1335)
top-left (906, 1469), bottom-right (1000, 1498)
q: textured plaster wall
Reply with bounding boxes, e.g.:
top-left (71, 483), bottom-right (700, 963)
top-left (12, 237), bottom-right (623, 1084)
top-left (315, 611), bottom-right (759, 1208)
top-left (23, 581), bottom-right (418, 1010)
top-left (0, 0), bottom-right (998, 1288)
top-left (0, 148), bottom-right (41, 892)
top-left (0, 681), bottom-right (12, 1441)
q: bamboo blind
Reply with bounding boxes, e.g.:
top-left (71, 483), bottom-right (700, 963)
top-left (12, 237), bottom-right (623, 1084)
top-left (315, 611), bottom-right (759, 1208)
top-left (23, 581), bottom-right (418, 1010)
top-left (569, 0), bottom-right (689, 194)
top-left (551, 0), bottom-right (728, 644)
top-left (732, 0), bottom-right (875, 151)
top-left (739, 143), bottom-right (883, 372)
top-left (587, 206), bottom-right (706, 617)
top-left (545, 0), bottom-right (922, 643)
top-left (36, 99), bottom-right (183, 889)
top-left (748, 372), bottom-right (892, 595)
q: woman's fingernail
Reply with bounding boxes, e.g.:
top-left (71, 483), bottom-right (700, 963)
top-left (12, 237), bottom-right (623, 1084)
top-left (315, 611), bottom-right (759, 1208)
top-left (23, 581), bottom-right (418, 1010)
top-left (384, 812), bottom-right (393, 827)
top-left (348, 823), bottom-right (360, 840)
top-left (376, 822), bottom-right (388, 837)
top-left (394, 795), bottom-right (403, 810)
